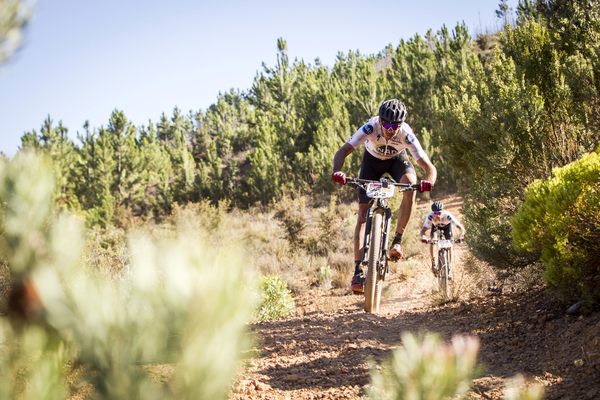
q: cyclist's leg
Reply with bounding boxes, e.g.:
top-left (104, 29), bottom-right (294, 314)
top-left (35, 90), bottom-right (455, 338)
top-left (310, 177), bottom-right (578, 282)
top-left (351, 202), bottom-right (370, 292)
top-left (354, 203), bottom-right (371, 263)
top-left (388, 151), bottom-right (417, 260)
top-left (390, 151), bottom-right (417, 236)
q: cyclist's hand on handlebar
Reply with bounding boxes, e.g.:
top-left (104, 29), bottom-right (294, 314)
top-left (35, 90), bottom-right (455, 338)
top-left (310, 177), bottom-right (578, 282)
top-left (421, 236), bottom-right (429, 244)
top-left (460, 236), bottom-right (466, 243)
top-left (419, 180), bottom-right (433, 192)
top-left (332, 172), bottom-right (346, 185)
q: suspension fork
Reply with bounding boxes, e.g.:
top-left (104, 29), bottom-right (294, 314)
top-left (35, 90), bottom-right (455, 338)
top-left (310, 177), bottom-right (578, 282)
top-left (360, 203), bottom-right (392, 268)
top-left (381, 207), bottom-right (392, 262)
top-left (360, 207), bottom-right (374, 267)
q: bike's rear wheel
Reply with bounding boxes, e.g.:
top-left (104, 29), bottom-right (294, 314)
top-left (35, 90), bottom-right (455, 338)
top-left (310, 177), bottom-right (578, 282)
top-left (364, 211), bottom-right (384, 313)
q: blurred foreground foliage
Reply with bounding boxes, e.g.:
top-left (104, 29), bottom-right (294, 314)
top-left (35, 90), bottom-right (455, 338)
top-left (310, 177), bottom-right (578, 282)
top-left (368, 333), bottom-right (543, 400)
top-left (0, 152), bottom-right (255, 399)
top-left (0, 0), bottom-right (33, 65)
top-left (512, 149), bottom-right (600, 305)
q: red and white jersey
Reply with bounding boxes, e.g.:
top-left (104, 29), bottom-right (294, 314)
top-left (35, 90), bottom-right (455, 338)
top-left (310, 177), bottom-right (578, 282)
top-left (422, 210), bottom-right (461, 229)
top-left (347, 116), bottom-right (427, 161)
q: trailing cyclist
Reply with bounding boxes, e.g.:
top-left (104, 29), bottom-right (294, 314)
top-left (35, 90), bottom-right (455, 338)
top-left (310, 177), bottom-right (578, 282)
top-left (420, 201), bottom-right (465, 280)
top-left (332, 99), bottom-right (437, 293)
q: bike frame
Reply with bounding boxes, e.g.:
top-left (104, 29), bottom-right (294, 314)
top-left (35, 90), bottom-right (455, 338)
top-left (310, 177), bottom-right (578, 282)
top-left (428, 233), bottom-right (462, 300)
top-left (361, 198), bottom-right (393, 279)
top-left (347, 177), bottom-right (418, 281)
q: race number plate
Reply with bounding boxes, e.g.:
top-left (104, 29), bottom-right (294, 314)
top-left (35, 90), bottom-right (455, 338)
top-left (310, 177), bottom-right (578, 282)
top-left (438, 239), bottom-right (452, 249)
top-left (366, 182), bottom-right (396, 199)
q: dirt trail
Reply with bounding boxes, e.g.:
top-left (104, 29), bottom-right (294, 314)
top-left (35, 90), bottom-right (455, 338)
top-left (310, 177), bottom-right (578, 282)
top-left (231, 197), bottom-right (600, 400)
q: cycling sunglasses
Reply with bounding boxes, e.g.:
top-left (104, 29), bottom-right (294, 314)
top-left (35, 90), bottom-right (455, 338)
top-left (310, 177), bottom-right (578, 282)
top-left (433, 211), bottom-right (442, 215)
top-left (381, 121), bottom-right (400, 130)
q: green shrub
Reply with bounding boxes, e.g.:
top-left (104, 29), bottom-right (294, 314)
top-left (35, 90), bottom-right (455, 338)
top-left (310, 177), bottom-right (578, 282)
top-left (255, 275), bottom-right (295, 321)
top-left (0, 152), bottom-right (255, 399)
top-left (368, 333), bottom-right (543, 400)
top-left (512, 151), bottom-right (600, 304)
top-left (368, 333), bottom-right (481, 400)
top-left (317, 266), bottom-right (333, 290)
top-left (317, 195), bottom-right (343, 255)
top-left (504, 374), bottom-right (545, 400)
top-left (274, 195), bottom-right (307, 246)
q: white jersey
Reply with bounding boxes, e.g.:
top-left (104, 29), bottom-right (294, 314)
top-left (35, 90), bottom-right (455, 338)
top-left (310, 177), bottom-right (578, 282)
top-left (422, 210), bottom-right (461, 229)
top-left (347, 116), bottom-right (427, 161)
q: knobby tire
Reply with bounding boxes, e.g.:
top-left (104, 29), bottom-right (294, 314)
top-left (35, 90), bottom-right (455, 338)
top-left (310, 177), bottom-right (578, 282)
top-left (364, 211), bottom-right (383, 313)
top-left (438, 249), bottom-right (449, 300)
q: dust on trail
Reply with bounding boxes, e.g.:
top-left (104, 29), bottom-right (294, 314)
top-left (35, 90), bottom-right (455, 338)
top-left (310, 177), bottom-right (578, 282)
top-left (231, 196), bottom-right (600, 400)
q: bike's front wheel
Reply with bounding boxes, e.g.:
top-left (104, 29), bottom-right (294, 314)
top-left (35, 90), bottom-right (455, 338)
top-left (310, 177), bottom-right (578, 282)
top-left (364, 211), bottom-right (384, 313)
top-left (438, 249), bottom-right (449, 300)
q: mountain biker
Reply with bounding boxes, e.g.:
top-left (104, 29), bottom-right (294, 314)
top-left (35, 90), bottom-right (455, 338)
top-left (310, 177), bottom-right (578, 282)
top-left (420, 201), bottom-right (465, 279)
top-left (332, 99), bottom-right (437, 293)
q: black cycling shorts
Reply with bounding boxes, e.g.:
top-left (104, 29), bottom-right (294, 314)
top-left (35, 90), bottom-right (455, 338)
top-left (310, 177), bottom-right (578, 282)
top-left (358, 150), bottom-right (417, 204)
top-left (431, 224), bottom-right (454, 240)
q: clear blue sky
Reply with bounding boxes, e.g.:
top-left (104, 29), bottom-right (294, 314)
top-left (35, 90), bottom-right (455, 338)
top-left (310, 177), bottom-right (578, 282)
top-left (0, 0), bottom-right (517, 156)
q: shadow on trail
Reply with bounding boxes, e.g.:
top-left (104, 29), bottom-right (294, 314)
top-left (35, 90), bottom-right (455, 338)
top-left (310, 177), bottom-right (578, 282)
top-left (250, 288), bottom-right (600, 399)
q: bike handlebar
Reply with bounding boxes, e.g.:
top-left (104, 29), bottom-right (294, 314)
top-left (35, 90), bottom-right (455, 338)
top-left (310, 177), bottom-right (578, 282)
top-left (425, 239), bottom-right (464, 244)
top-left (345, 177), bottom-right (420, 191)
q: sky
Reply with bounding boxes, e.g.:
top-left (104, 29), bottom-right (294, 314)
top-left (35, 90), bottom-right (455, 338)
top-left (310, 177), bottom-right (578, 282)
top-left (0, 0), bottom-right (518, 156)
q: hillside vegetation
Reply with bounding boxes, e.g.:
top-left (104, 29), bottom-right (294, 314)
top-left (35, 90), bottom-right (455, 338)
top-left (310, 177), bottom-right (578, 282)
top-left (0, 0), bottom-right (599, 398)
top-left (13, 0), bottom-right (600, 299)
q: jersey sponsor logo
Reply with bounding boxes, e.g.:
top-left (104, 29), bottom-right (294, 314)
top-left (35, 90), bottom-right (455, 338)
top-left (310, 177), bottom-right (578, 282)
top-left (375, 145), bottom-right (399, 157)
top-left (447, 215), bottom-right (452, 220)
top-left (428, 215), bottom-right (433, 220)
top-left (405, 133), bottom-right (416, 145)
top-left (363, 124), bottom-right (374, 134)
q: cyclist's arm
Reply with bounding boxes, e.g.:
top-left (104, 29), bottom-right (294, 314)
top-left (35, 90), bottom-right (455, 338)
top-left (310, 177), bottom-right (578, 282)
top-left (420, 215), bottom-right (432, 239)
top-left (448, 216), bottom-right (465, 237)
top-left (416, 156), bottom-right (437, 184)
top-left (455, 221), bottom-right (466, 237)
top-left (333, 143), bottom-right (355, 173)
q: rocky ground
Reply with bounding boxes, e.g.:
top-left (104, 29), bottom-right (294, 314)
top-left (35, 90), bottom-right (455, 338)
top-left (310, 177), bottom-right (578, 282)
top-left (230, 198), bottom-right (600, 400)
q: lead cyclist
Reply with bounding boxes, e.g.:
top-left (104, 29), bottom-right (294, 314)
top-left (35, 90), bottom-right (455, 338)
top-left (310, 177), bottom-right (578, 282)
top-left (332, 99), bottom-right (437, 293)
top-left (419, 201), bottom-right (466, 280)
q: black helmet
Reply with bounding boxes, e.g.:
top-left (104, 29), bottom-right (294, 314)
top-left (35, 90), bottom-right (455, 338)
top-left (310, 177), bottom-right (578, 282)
top-left (378, 99), bottom-right (407, 124)
top-left (432, 201), bottom-right (444, 212)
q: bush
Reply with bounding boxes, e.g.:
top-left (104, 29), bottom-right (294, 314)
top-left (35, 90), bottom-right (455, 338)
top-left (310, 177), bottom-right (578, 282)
top-left (0, 152), bottom-right (255, 399)
top-left (368, 333), bottom-right (481, 400)
top-left (512, 151), bottom-right (600, 304)
top-left (255, 275), bottom-right (295, 321)
top-left (317, 266), bottom-right (333, 290)
top-left (368, 333), bottom-right (543, 400)
top-left (274, 195), bottom-right (307, 247)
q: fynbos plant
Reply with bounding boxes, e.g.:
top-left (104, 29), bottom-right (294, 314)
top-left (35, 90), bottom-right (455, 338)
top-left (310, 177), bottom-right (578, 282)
top-left (0, 151), bottom-right (255, 399)
top-left (368, 333), bottom-right (481, 400)
top-left (368, 332), bottom-right (543, 400)
top-left (255, 275), bottom-right (295, 321)
top-left (317, 266), bottom-right (334, 290)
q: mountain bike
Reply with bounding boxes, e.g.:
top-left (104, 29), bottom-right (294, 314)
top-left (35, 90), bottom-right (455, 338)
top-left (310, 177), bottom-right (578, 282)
top-left (346, 177), bottom-right (419, 313)
top-left (427, 235), bottom-right (463, 300)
